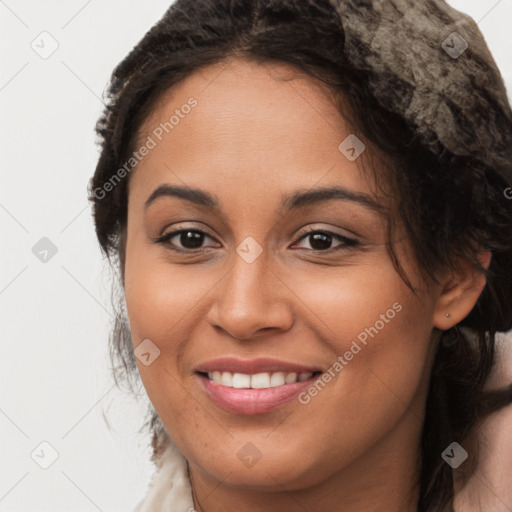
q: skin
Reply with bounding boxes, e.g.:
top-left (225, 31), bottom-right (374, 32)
top-left (122, 57), bottom-right (490, 512)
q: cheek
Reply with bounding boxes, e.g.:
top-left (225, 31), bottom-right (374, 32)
top-left (285, 260), bottom-right (434, 412)
top-left (284, 257), bottom-right (430, 350)
top-left (123, 259), bottom-right (204, 441)
top-left (124, 243), bottom-right (210, 342)
top-left (280, 267), bottom-right (434, 472)
top-left (122, 241), bottom-right (220, 406)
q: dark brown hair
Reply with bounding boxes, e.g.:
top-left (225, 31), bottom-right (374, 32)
top-left (89, 1), bottom-right (512, 510)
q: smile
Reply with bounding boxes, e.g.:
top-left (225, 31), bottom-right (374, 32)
top-left (205, 370), bottom-right (315, 388)
top-left (196, 371), bottom-right (322, 415)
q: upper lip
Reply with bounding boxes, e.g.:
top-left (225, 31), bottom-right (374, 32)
top-left (194, 357), bottom-right (322, 375)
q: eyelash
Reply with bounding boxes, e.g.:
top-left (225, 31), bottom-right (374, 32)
top-left (154, 226), bottom-right (359, 254)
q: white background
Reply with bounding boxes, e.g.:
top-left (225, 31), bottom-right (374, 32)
top-left (1, 1), bottom-right (511, 511)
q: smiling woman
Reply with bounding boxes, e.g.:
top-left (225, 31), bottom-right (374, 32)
top-left (88, 1), bottom-right (512, 511)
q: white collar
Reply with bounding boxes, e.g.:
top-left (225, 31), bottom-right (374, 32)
top-left (134, 439), bottom-right (194, 512)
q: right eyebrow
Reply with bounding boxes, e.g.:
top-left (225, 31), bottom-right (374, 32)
top-left (145, 184), bottom-right (219, 211)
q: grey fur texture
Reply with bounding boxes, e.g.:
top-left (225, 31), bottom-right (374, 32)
top-left (330, 0), bottom-right (512, 171)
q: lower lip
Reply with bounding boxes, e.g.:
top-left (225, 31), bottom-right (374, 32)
top-left (196, 373), bottom-right (319, 415)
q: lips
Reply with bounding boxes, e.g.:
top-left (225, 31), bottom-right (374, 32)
top-left (194, 357), bottom-right (323, 415)
top-left (196, 372), bottom-right (320, 414)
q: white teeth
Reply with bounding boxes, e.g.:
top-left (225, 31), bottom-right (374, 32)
top-left (270, 372), bottom-right (286, 387)
top-left (285, 372), bottom-right (297, 384)
top-left (232, 373), bottom-right (251, 388)
top-left (251, 372), bottom-right (271, 389)
top-left (206, 371), bottom-right (314, 388)
top-left (220, 372), bottom-right (233, 387)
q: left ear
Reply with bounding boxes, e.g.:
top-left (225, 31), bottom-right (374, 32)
top-left (432, 250), bottom-right (492, 330)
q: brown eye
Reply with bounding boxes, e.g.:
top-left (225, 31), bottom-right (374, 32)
top-left (155, 229), bottom-right (219, 251)
top-left (294, 229), bottom-right (359, 252)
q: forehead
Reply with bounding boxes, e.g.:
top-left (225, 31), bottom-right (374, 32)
top-left (130, 57), bottom-right (383, 206)
top-left (139, 56), bottom-right (346, 142)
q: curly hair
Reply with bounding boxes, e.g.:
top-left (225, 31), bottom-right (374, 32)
top-left (88, 1), bottom-right (512, 510)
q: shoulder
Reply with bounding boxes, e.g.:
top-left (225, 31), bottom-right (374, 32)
top-left (454, 330), bottom-right (512, 511)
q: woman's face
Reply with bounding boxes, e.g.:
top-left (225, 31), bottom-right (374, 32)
top-left (123, 57), bottom-right (444, 492)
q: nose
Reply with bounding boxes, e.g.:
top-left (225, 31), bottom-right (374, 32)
top-left (206, 247), bottom-right (294, 341)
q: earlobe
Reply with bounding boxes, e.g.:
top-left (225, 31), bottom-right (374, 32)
top-left (433, 251), bottom-right (492, 330)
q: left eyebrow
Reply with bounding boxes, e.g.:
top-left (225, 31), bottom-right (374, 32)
top-left (279, 186), bottom-right (386, 216)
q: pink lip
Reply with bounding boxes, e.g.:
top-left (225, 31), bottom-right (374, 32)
top-left (196, 373), bottom-right (319, 415)
top-left (194, 357), bottom-right (321, 374)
